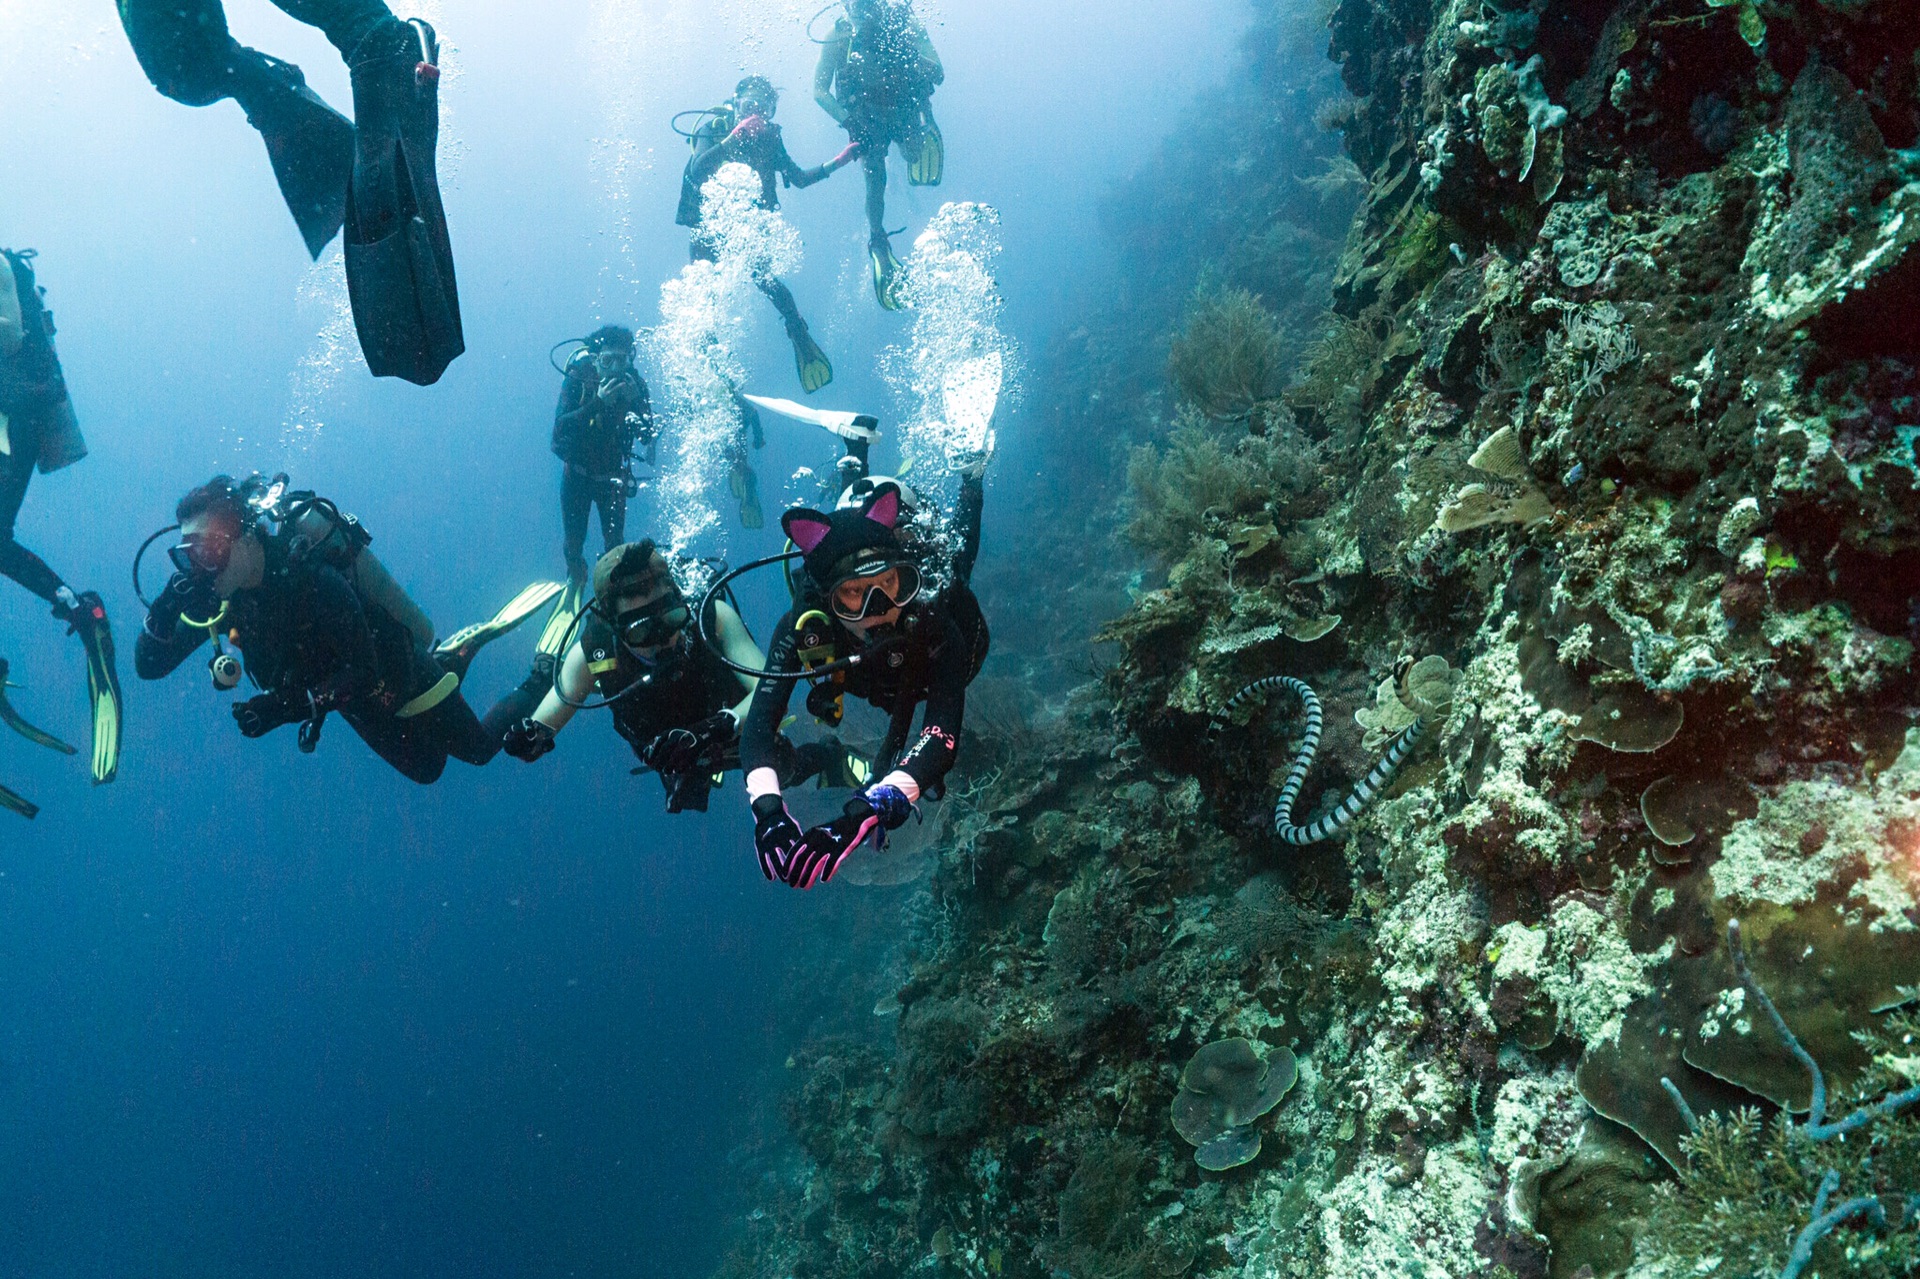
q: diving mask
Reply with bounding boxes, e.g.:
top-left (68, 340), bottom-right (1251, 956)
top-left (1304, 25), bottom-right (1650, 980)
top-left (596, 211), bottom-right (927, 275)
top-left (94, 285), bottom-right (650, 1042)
top-left (617, 597), bottom-right (692, 650)
top-left (828, 557), bottom-right (922, 623)
top-left (169, 523), bottom-right (237, 578)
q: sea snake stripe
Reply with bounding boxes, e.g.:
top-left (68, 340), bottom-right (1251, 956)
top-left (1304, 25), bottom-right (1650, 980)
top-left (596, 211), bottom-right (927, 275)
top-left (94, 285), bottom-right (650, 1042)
top-left (1223, 674), bottom-right (1428, 846)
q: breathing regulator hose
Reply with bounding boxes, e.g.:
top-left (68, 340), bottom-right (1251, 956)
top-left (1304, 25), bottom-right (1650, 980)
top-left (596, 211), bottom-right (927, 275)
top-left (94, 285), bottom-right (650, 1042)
top-left (696, 552), bottom-right (906, 683)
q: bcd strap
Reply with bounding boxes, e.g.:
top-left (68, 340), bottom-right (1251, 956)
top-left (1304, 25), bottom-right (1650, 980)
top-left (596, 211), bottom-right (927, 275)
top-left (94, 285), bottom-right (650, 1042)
top-left (397, 671), bottom-right (459, 719)
top-left (795, 609), bottom-right (845, 727)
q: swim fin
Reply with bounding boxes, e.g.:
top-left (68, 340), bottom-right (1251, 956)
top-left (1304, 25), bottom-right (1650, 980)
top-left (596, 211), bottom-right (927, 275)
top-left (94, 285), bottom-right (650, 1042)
top-left (343, 17), bottom-right (464, 386)
top-left (869, 234), bottom-right (905, 311)
top-left (0, 781), bottom-right (35, 820)
top-left (434, 580), bottom-right (565, 681)
top-left (535, 575), bottom-right (588, 670)
top-left (732, 461), bottom-right (764, 530)
top-left (231, 48), bottom-right (354, 259)
top-left (908, 114), bottom-right (943, 187)
top-left (741, 395), bottom-right (880, 444)
top-left (0, 659), bottom-right (76, 756)
top-left (64, 592), bottom-right (121, 785)
top-left (787, 320), bottom-right (833, 394)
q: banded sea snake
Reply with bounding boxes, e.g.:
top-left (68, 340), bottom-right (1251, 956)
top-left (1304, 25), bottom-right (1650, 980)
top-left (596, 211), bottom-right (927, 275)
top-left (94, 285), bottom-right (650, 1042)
top-left (1223, 675), bottom-right (1432, 846)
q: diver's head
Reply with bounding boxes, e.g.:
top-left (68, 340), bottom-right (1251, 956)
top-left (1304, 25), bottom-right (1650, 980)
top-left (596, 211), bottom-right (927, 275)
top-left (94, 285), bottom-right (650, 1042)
top-left (585, 324), bottom-right (636, 377)
top-left (733, 75), bottom-right (778, 120)
top-left (783, 483), bottom-right (921, 635)
top-left (171, 476), bottom-right (265, 596)
top-left (847, 0), bottom-right (885, 28)
top-left (594, 541), bottom-right (690, 659)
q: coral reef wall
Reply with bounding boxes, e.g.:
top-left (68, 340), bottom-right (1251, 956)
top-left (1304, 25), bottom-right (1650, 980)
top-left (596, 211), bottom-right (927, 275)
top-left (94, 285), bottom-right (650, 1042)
top-left (719, 2), bottom-right (1920, 1277)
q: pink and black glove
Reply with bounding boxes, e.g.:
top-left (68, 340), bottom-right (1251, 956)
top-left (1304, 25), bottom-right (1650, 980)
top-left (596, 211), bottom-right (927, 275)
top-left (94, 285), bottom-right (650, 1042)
top-left (752, 794), bottom-right (805, 882)
top-left (782, 784), bottom-right (915, 890)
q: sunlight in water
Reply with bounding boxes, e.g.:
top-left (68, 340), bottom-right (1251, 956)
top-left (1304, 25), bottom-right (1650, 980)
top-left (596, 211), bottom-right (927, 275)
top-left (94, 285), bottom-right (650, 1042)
top-left (650, 163), bottom-right (804, 556)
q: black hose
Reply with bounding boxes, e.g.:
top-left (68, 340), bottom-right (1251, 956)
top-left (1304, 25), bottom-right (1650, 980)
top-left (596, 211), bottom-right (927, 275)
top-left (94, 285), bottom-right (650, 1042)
top-left (672, 108), bottom-right (727, 140)
top-left (696, 551), bottom-right (905, 682)
top-left (132, 523), bottom-right (180, 609)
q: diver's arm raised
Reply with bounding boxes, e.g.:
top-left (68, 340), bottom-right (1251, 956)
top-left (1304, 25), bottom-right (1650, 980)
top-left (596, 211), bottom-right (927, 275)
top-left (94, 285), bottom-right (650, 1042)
top-left (813, 25), bottom-right (851, 124)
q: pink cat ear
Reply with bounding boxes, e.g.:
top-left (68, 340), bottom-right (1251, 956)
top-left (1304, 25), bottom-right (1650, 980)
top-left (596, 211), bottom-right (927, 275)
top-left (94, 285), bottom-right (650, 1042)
top-left (783, 510), bottom-right (834, 552)
top-left (864, 486), bottom-right (901, 529)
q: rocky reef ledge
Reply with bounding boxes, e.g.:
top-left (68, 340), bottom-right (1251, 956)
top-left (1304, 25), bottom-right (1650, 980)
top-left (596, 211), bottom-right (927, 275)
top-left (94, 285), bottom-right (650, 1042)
top-left (720, 3), bottom-right (1920, 1277)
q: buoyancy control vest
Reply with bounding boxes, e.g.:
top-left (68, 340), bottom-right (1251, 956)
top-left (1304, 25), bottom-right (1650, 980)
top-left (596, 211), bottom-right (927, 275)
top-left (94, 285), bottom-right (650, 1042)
top-left (580, 601), bottom-right (744, 758)
top-left (0, 248), bottom-right (85, 474)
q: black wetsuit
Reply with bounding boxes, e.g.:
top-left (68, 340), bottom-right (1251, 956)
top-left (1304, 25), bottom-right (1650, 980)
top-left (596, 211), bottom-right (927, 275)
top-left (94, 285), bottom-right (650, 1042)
top-left (0, 250), bottom-right (77, 606)
top-left (818, 12), bottom-right (942, 240)
top-left (578, 606), bottom-right (842, 812)
top-left (553, 353), bottom-right (654, 581)
top-left (134, 540), bottom-right (504, 784)
top-left (741, 477), bottom-right (986, 798)
top-left (118, 0), bottom-right (394, 101)
top-left (677, 110), bottom-right (833, 330)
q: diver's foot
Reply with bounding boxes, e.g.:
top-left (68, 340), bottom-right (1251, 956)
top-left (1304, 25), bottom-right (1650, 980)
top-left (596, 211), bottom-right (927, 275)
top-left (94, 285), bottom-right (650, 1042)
top-left (434, 581), bottom-right (565, 682)
top-left (787, 320), bottom-right (834, 394)
top-left (230, 46), bottom-right (354, 258)
top-left (344, 16), bottom-right (463, 385)
top-left (63, 591), bottom-right (122, 785)
top-left (869, 235), bottom-right (904, 311)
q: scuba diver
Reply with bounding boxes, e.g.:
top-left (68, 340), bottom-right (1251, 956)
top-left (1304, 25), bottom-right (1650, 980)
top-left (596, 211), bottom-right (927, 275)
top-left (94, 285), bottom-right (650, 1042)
top-left (734, 407), bottom-right (992, 889)
top-left (553, 325), bottom-right (656, 587)
top-left (133, 475), bottom-right (560, 785)
top-left (813, 0), bottom-right (945, 310)
top-left (677, 75), bottom-right (860, 394)
top-left (0, 248), bottom-right (121, 785)
top-left (116, 1), bottom-right (462, 385)
top-left (1, 656), bottom-right (80, 820)
top-left (498, 541), bottom-right (861, 814)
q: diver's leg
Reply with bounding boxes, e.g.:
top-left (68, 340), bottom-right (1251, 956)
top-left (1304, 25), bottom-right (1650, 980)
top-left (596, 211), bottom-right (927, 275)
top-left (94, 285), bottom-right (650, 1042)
top-left (862, 148), bottom-right (889, 241)
top-left (420, 692), bottom-right (500, 767)
top-left (601, 478), bottom-right (628, 552)
top-left (560, 467), bottom-right (591, 583)
top-left (265, 0), bottom-right (394, 59)
top-left (342, 709), bottom-right (448, 784)
top-left (117, 0), bottom-right (241, 106)
top-left (0, 451), bottom-right (62, 604)
top-left (119, 0), bottom-right (354, 257)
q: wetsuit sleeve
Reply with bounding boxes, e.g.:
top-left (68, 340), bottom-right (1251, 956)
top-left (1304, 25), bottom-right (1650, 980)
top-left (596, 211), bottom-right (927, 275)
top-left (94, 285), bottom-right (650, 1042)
top-left (889, 617), bottom-right (969, 793)
top-left (133, 607), bottom-right (207, 680)
top-left (739, 607), bottom-right (802, 781)
top-left (950, 474), bottom-right (983, 588)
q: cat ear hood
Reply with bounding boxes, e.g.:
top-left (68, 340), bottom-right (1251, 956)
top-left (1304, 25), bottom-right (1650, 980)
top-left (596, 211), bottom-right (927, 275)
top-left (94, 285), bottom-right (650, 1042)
top-left (783, 482), bottom-right (905, 585)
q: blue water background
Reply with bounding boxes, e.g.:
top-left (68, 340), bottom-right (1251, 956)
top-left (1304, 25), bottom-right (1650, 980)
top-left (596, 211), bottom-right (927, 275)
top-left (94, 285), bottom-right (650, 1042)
top-left (0, 3), bottom-right (1245, 1275)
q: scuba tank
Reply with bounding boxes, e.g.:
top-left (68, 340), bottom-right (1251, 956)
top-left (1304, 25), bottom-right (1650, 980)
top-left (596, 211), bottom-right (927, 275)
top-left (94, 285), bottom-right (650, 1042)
top-left (0, 248), bottom-right (86, 475)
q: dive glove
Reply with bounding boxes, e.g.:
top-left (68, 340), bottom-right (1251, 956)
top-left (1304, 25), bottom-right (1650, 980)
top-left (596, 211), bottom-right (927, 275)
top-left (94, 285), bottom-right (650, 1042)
top-left (149, 572), bottom-right (221, 641)
top-left (503, 717), bottom-right (556, 762)
top-left (233, 691), bottom-right (301, 739)
top-left (752, 794), bottom-right (805, 882)
top-left (783, 784), bottom-right (916, 890)
top-left (642, 711), bottom-right (735, 775)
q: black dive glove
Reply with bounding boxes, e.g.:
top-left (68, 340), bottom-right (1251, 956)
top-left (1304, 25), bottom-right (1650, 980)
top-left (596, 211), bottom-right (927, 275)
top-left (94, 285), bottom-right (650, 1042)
top-left (503, 718), bottom-right (557, 762)
top-left (233, 691), bottom-right (301, 739)
top-left (751, 793), bottom-right (804, 882)
top-left (782, 785), bottom-right (916, 890)
top-left (148, 572), bottom-right (220, 642)
top-left (642, 712), bottom-right (735, 775)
